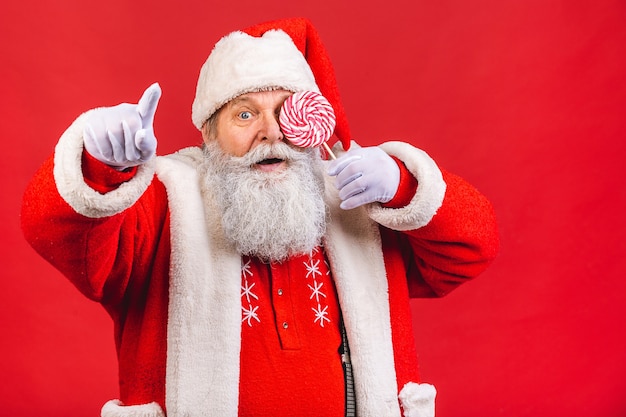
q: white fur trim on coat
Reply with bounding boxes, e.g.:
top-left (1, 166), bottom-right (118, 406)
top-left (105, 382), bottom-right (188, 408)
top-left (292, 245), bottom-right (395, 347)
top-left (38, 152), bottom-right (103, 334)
top-left (156, 149), bottom-right (243, 417)
top-left (322, 173), bottom-right (403, 416)
top-left (191, 30), bottom-right (319, 129)
top-left (399, 382), bottom-right (437, 417)
top-left (53, 111), bottom-right (155, 218)
top-left (367, 141), bottom-right (446, 231)
top-left (101, 400), bottom-right (165, 417)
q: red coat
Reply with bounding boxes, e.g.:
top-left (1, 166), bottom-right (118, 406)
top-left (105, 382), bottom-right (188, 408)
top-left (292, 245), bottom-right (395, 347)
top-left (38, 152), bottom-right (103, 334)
top-left (22, 112), bottom-right (499, 417)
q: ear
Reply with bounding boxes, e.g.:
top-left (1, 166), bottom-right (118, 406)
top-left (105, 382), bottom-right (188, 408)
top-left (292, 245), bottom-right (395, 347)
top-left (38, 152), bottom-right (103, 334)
top-left (201, 123), bottom-right (211, 144)
top-left (201, 116), bottom-right (219, 145)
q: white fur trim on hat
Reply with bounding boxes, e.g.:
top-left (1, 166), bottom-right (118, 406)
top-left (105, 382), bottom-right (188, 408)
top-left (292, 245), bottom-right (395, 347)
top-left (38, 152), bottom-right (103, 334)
top-left (191, 29), bottom-right (320, 129)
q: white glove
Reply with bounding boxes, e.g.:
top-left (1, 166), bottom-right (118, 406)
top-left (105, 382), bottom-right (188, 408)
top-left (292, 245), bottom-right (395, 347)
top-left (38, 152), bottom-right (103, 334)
top-left (327, 146), bottom-right (400, 210)
top-left (83, 83), bottom-right (161, 170)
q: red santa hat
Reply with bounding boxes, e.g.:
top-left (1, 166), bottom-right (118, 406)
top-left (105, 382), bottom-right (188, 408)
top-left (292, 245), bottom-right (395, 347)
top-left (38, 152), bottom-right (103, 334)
top-left (191, 17), bottom-right (352, 150)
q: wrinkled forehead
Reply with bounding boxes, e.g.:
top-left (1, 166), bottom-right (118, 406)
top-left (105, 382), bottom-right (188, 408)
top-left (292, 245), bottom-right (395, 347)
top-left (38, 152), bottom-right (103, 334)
top-left (226, 89), bottom-right (293, 108)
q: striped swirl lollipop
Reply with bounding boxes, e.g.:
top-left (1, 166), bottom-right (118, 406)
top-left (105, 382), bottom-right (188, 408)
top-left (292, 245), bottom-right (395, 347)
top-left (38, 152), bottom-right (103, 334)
top-left (280, 91), bottom-right (336, 158)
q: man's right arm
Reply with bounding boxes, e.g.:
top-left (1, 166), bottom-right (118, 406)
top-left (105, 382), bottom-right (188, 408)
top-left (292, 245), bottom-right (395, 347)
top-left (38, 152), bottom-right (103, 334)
top-left (21, 85), bottom-right (168, 305)
top-left (22, 149), bottom-right (169, 306)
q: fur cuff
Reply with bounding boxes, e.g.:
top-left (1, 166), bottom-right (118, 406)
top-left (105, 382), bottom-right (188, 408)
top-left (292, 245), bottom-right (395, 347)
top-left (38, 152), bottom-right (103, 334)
top-left (101, 400), bottom-right (165, 417)
top-left (399, 382), bottom-right (437, 417)
top-left (367, 141), bottom-right (446, 231)
top-left (53, 111), bottom-right (155, 218)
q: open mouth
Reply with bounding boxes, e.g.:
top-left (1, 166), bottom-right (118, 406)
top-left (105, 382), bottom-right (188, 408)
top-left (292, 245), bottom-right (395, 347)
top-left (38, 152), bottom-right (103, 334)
top-left (254, 157), bottom-right (287, 172)
top-left (256, 158), bottom-right (284, 165)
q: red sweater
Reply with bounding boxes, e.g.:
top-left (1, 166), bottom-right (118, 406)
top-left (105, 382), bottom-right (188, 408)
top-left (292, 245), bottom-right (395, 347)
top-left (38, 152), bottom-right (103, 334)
top-left (238, 251), bottom-right (344, 416)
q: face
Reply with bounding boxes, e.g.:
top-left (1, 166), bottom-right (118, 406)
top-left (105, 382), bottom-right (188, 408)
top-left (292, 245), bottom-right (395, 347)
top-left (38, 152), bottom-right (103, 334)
top-left (204, 89), bottom-right (294, 172)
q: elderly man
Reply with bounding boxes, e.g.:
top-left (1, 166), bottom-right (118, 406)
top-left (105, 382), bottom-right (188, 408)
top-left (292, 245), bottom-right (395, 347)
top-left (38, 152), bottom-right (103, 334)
top-left (21, 17), bottom-right (498, 417)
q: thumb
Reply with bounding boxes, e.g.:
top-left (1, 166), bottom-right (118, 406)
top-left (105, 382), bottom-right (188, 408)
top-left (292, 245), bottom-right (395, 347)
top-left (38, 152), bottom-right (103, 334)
top-left (137, 83), bottom-right (162, 126)
top-left (134, 129), bottom-right (157, 160)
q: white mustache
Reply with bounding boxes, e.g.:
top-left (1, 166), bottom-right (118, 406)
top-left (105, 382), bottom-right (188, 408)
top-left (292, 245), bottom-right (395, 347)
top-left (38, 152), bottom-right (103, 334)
top-left (238, 142), bottom-right (310, 167)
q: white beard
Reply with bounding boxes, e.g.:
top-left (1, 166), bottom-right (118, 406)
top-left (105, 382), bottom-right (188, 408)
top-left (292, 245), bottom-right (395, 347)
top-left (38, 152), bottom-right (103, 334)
top-left (199, 141), bottom-right (328, 262)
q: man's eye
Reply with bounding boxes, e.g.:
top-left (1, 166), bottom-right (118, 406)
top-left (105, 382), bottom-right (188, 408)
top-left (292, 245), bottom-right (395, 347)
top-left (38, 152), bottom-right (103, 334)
top-left (239, 111), bottom-right (252, 120)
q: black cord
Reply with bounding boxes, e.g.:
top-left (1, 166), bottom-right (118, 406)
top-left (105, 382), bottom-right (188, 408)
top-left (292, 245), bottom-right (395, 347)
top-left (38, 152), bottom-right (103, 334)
top-left (339, 317), bottom-right (356, 417)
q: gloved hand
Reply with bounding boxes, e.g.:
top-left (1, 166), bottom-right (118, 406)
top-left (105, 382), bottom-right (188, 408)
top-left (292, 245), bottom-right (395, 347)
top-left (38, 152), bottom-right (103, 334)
top-left (327, 146), bottom-right (400, 210)
top-left (83, 83), bottom-right (161, 170)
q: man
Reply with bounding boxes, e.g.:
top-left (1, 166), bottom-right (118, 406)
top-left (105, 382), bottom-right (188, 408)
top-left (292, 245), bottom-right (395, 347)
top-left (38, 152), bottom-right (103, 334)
top-left (21, 17), bottom-right (498, 417)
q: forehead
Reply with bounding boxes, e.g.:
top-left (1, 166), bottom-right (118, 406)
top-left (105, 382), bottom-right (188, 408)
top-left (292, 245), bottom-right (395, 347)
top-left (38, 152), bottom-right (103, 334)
top-left (227, 89), bottom-right (293, 108)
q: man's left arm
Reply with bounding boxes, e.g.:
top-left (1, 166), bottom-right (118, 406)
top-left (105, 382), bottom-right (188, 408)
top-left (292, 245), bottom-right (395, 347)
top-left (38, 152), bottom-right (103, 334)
top-left (328, 141), bottom-right (499, 296)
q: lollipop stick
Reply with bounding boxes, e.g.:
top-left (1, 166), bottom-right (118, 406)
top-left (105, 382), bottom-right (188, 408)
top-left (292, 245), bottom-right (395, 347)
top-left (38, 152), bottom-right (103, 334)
top-left (323, 142), bottom-right (336, 160)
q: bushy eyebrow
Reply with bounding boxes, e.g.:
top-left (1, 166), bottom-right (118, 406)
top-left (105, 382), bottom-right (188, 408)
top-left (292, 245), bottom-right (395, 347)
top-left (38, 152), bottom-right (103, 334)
top-left (229, 91), bottom-right (292, 109)
top-left (230, 94), bottom-right (252, 104)
top-left (230, 96), bottom-right (253, 106)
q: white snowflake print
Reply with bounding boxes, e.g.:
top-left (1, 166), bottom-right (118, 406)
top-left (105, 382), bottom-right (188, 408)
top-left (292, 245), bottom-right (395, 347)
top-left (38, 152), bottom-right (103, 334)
top-left (241, 259), bottom-right (253, 278)
top-left (241, 258), bottom-right (259, 327)
top-left (303, 258), bottom-right (322, 279)
top-left (305, 253), bottom-right (332, 328)
top-left (312, 304), bottom-right (331, 327)
top-left (308, 281), bottom-right (327, 302)
top-left (242, 304), bottom-right (260, 327)
top-left (241, 280), bottom-right (258, 304)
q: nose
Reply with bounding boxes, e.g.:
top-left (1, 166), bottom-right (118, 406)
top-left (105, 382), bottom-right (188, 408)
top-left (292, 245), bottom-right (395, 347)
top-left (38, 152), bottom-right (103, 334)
top-left (259, 112), bottom-right (284, 143)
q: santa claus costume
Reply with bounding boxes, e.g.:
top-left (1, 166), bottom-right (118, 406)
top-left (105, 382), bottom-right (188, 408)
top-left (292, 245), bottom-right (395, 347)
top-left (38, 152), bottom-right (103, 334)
top-left (21, 17), bottom-right (499, 417)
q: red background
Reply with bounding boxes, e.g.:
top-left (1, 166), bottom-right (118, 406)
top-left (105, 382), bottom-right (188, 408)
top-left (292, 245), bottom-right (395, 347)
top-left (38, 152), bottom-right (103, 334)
top-left (2, 1), bottom-right (625, 416)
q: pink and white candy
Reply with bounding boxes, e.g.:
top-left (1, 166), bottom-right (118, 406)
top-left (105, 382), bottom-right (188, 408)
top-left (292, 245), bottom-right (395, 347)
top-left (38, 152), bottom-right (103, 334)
top-left (279, 91), bottom-right (336, 149)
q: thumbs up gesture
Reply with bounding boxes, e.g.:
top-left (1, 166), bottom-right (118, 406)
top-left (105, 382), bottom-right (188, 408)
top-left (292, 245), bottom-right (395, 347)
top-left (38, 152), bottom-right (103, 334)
top-left (83, 83), bottom-right (161, 170)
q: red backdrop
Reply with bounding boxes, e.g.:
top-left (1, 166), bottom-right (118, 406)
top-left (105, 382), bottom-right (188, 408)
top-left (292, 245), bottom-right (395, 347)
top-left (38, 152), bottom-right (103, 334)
top-left (2, 1), bottom-right (625, 416)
